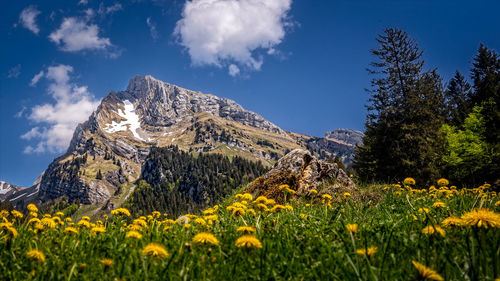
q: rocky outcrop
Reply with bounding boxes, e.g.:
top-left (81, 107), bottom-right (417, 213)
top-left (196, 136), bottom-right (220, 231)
top-left (0, 181), bottom-right (23, 201)
top-left (245, 149), bottom-right (356, 201)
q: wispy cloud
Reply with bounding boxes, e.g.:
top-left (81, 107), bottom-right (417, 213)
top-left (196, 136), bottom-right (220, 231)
top-left (174, 0), bottom-right (293, 76)
top-left (22, 64), bottom-right (100, 153)
top-left (146, 17), bottom-right (159, 40)
top-left (7, 64), bottom-right (21, 78)
top-left (98, 3), bottom-right (123, 16)
top-left (30, 70), bottom-right (45, 86)
top-left (19, 5), bottom-right (41, 35)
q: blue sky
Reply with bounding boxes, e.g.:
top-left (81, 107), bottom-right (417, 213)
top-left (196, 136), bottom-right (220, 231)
top-left (1, 0), bottom-right (499, 187)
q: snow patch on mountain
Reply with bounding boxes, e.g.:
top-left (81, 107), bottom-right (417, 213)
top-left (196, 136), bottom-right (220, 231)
top-left (103, 100), bottom-right (148, 141)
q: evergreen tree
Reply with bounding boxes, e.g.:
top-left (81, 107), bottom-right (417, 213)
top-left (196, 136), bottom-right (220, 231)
top-left (96, 169), bottom-right (103, 180)
top-left (354, 28), bottom-right (446, 184)
top-left (445, 70), bottom-right (472, 126)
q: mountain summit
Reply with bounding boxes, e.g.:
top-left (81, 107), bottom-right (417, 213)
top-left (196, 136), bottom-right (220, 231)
top-left (6, 75), bottom-right (361, 210)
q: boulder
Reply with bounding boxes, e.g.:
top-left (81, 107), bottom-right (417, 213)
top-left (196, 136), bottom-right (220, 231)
top-left (245, 149), bottom-right (355, 201)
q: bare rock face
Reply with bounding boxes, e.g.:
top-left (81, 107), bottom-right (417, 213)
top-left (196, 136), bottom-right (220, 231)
top-left (245, 149), bottom-right (356, 201)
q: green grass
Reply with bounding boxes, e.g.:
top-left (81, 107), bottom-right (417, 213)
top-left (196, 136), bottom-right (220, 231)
top-left (1, 184), bottom-right (499, 280)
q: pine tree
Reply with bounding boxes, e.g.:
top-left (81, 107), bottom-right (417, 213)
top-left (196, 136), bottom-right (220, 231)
top-left (354, 28), bottom-right (445, 184)
top-left (445, 70), bottom-right (472, 125)
top-left (96, 169), bottom-right (103, 180)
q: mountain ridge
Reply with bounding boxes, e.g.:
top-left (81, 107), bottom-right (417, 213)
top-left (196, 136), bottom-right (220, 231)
top-left (3, 75), bottom-right (362, 211)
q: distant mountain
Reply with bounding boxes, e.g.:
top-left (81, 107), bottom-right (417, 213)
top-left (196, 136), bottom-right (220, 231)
top-left (306, 129), bottom-right (363, 164)
top-left (0, 181), bottom-right (23, 202)
top-left (5, 75), bottom-right (361, 213)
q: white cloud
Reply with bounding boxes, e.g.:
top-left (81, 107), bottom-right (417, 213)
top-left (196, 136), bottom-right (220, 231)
top-left (7, 64), bottom-right (21, 78)
top-left (174, 0), bottom-right (292, 75)
top-left (30, 70), bottom-right (45, 86)
top-left (79, 0), bottom-right (89, 5)
top-left (49, 16), bottom-right (112, 53)
top-left (19, 5), bottom-right (41, 35)
top-left (147, 17), bottom-right (159, 40)
top-left (22, 64), bottom-right (100, 153)
top-left (228, 64), bottom-right (240, 76)
top-left (98, 3), bottom-right (123, 15)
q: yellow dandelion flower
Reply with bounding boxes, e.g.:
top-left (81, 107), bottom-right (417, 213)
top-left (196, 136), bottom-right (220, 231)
top-left (152, 211), bottom-right (161, 218)
top-left (412, 261), bottom-right (443, 281)
top-left (235, 235), bottom-right (262, 249)
top-left (270, 205), bottom-right (286, 213)
top-left (29, 212), bottom-right (38, 218)
top-left (309, 189), bottom-right (318, 195)
top-left (255, 203), bottom-right (269, 212)
top-left (28, 218), bottom-right (41, 225)
top-left (343, 192), bottom-right (352, 197)
top-left (127, 224), bottom-right (142, 231)
top-left (65, 217), bottom-right (72, 222)
top-left (5, 226), bottom-right (18, 238)
top-left (26, 250), bottom-right (45, 263)
top-left (356, 246), bottom-right (378, 257)
top-left (81, 216), bottom-right (90, 221)
top-left (142, 243), bottom-right (169, 259)
top-left (279, 184), bottom-right (289, 191)
top-left (300, 214), bottom-right (308, 220)
top-left (194, 218), bottom-right (207, 225)
top-left (41, 218), bottom-right (57, 229)
top-left (494, 201), bottom-right (500, 207)
top-left (100, 259), bottom-right (114, 268)
top-left (418, 208), bottom-right (430, 214)
top-left (321, 194), bottom-right (333, 200)
top-left (163, 225), bottom-right (172, 231)
top-left (27, 204), bottom-right (38, 213)
top-left (192, 232), bottom-right (219, 246)
top-left (422, 225), bottom-right (446, 237)
top-left (111, 208), bottom-right (131, 217)
top-left (184, 223), bottom-right (191, 228)
top-left (265, 199), bottom-right (276, 206)
top-left (432, 201), bottom-right (446, 208)
top-left (64, 227), bottom-right (79, 235)
top-left (437, 178), bottom-right (449, 187)
top-left (55, 211), bottom-right (64, 217)
top-left (253, 196), bottom-right (268, 204)
top-left (346, 224), bottom-right (358, 233)
top-left (246, 208), bottom-right (257, 216)
top-left (77, 220), bottom-right (91, 228)
top-left (403, 177), bottom-right (416, 185)
top-left (133, 219), bottom-right (148, 227)
top-left (11, 210), bottom-right (23, 219)
top-left (91, 226), bottom-right (106, 235)
top-left (43, 213), bottom-right (51, 218)
top-left (285, 188), bottom-right (296, 195)
top-left (232, 208), bottom-right (246, 217)
top-left (305, 203), bottom-right (311, 207)
top-left (460, 208), bottom-right (500, 228)
top-left (203, 215), bottom-right (218, 223)
top-left (441, 216), bottom-right (463, 227)
top-left (236, 226), bottom-right (256, 234)
top-left (241, 193), bottom-right (253, 201)
top-left (284, 205), bottom-right (293, 211)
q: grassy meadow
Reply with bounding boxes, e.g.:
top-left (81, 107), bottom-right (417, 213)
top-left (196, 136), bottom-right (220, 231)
top-left (1, 180), bottom-right (500, 281)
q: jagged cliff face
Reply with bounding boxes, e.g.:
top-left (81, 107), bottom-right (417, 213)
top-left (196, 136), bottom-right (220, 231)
top-left (7, 75), bottom-right (361, 208)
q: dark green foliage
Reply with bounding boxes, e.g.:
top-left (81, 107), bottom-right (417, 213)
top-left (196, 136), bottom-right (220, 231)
top-left (127, 146), bottom-right (268, 217)
top-left (0, 200), bottom-right (14, 211)
top-left (354, 28), bottom-right (446, 184)
top-left (96, 169), bottom-right (103, 180)
top-left (445, 70), bottom-right (472, 126)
